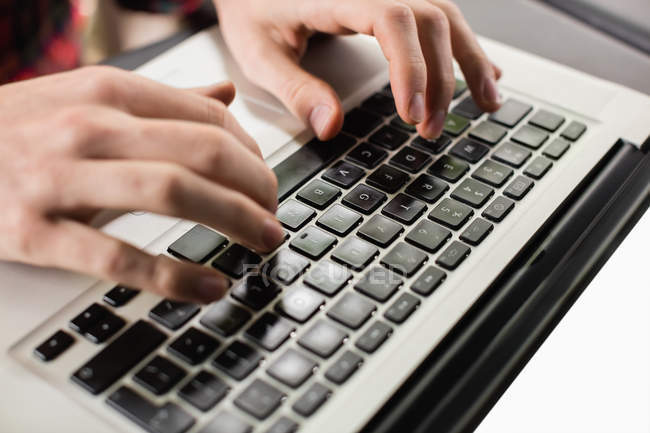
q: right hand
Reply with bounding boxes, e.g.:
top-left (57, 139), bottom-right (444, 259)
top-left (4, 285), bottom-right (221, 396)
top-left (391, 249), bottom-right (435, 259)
top-left (0, 66), bottom-right (285, 304)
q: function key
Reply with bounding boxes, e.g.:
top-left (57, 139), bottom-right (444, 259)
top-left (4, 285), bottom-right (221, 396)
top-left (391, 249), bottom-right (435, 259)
top-left (277, 200), bottom-right (316, 232)
top-left (543, 138), bottom-right (570, 160)
top-left (167, 224), bottom-right (227, 264)
top-left (405, 220), bottom-right (451, 253)
top-left (492, 142), bottom-right (532, 168)
top-left (34, 330), bottom-right (74, 362)
top-left (84, 312), bottom-right (126, 344)
top-left (103, 286), bottom-right (139, 308)
top-left (69, 303), bottom-right (109, 334)
top-left (231, 275), bottom-right (281, 311)
top-left (529, 109), bottom-right (565, 132)
top-left (234, 379), bottom-right (285, 420)
top-left (412, 134), bottom-right (453, 154)
top-left (322, 161), bottom-right (365, 189)
top-left (511, 124), bottom-right (549, 149)
top-left (325, 350), bottom-right (363, 384)
top-left (178, 370), bottom-right (229, 412)
top-left (265, 249), bottom-right (310, 285)
top-left (267, 348), bottom-right (318, 388)
top-left (290, 226), bottom-right (337, 260)
top-left (366, 164), bottom-right (410, 193)
top-left (428, 155), bottom-right (469, 183)
top-left (460, 218), bottom-right (493, 246)
top-left (382, 193), bottom-right (427, 225)
top-left (451, 178), bottom-right (494, 208)
top-left (482, 196), bottom-right (515, 222)
top-left (212, 243), bottom-right (262, 278)
top-left (469, 121), bottom-right (507, 145)
top-left (303, 260), bottom-right (352, 296)
top-left (524, 156), bottom-right (553, 179)
top-left (450, 138), bottom-right (489, 164)
top-left (504, 175), bottom-right (535, 200)
top-left (296, 179), bottom-right (340, 209)
top-left (327, 292), bottom-right (376, 329)
top-left (355, 321), bottom-right (392, 354)
top-left (472, 159), bottom-right (514, 187)
top-left (429, 198), bottom-right (474, 230)
top-left (381, 242), bottom-right (427, 277)
top-left (452, 96), bottom-right (483, 120)
top-left (200, 299), bottom-right (251, 337)
top-left (317, 204), bottom-right (363, 236)
top-left (346, 142), bottom-right (388, 169)
top-left (358, 214), bottom-right (404, 247)
top-left (362, 92), bottom-right (397, 116)
top-left (275, 285), bottom-right (325, 323)
top-left (342, 108), bottom-right (382, 137)
top-left (561, 121), bottom-right (587, 141)
top-left (369, 125), bottom-right (409, 150)
top-left (342, 184), bottom-right (387, 214)
top-left (384, 292), bottom-right (420, 324)
top-left (213, 340), bottom-right (263, 380)
top-left (267, 417), bottom-right (299, 433)
top-left (149, 300), bottom-right (200, 331)
top-left (391, 115), bottom-right (417, 133)
top-left (298, 319), bottom-right (347, 358)
top-left (133, 355), bottom-right (186, 395)
top-left (245, 312), bottom-right (295, 351)
top-left (354, 266), bottom-right (402, 302)
top-left (436, 241), bottom-right (471, 270)
top-left (390, 147), bottom-right (431, 173)
top-left (168, 327), bottom-right (219, 365)
top-left (488, 98), bottom-right (533, 127)
top-left (411, 266), bottom-right (446, 296)
top-left (453, 79), bottom-right (468, 99)
top-left (443, 113), bottom-right (471, 136)
top-left (293, 383), bottom-right (331, 417)
top-left (405, 174), bottom-right (449, 204)
top-left (331, 237), bottom-right (378, 271)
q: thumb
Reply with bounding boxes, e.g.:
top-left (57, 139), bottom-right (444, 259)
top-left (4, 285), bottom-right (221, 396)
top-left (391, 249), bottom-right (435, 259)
top-left (187, 81), bottom-right (236, 106)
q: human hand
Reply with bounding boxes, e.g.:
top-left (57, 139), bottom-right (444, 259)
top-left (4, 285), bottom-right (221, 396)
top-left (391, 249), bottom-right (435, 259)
top-left (0, 66), bottom-right (285, 304)
top-left (214, 0), bottom-right (502, 140)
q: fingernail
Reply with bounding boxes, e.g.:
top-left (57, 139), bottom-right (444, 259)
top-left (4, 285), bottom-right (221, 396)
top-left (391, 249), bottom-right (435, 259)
top-left (426, 110), bottom-right (447, 138)
top-left (195, 276), bottom-right (229, 303)
top-left (409, 92), bottom-right (426, 123)
top-left (483, 77), bottom-right (501, 105)
top-left (309, 105), bottom-right (332, 138)
top-left (262, 218), bottom-right (285, 251)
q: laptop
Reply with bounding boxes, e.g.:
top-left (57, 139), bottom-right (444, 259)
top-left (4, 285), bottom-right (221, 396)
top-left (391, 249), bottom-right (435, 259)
top-left (3, 25), bottom-right (649, 433)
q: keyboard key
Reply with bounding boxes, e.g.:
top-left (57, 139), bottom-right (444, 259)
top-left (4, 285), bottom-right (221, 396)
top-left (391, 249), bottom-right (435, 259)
top-left (179, 371), bottom-right (229, 412)
top-left (317, 204), bottom-right (362, 236)
top-left (103, 286), bottom-right (139, 308)
top-left (331, 237), bottom-right (378, 271)
top-left (342, 184), bottom-right (387, 214)
top-left (34, 330), bottom-right (74, 362)
top-left (405, 220), bottom-right (451, 253)
top-left (290, 226), bottom-right (337, 260)
top-left (325, 351), bottom-right (363, 384)
top-left (355, 321), bottom-right (392, 354)
top-left (134, 355), bottom-right (186, 395)
top-left (384, 292), bottom-right (420, 324)
top-left (69, 303), bottom-right (109, 334)
top-left (428, 155), bottom-right (469, 183)
top-left (391, 115), bottom-right (417, 133)
top-left (149, 301), bottom-right (200, 331)
top-left (366, 164), bottom-right (410, 193)
top-left (168, 327), bottom-right (219, 365)
top-left (469, 121), bottom-right (507, 145)
top-left (454, 79), bottom-right (468, 98)
top-left (200, 300), bottom-right (251, 337)
top-left (267, 417), bottom-right (299, 433)
top-left (245, 312), bottom-right (295, 351)
top-left (232, 275), bottom-right (281, 311)
top-left (296, 179), bottom-right (340, 210)
top-left (472, 159), bottom-right (514, 187)
top-left (72, 320), bottom-right (166, 395)
top-left (492, 142), bottom-right (532, 168)
top-left (85, 312), bottom-right (126, 344)
top-left (504, 175), bottom-right (535, 200)
top-left (346, 142), bottom-right (388, 169)
top-left (358, 214), bottom-right (403, 247)
top-left (524, 156), bottom-right (553, 179)
top-left (451, 178), bottom-right (494, 208)
top-left (168, 224), bottom-right (227, 263)
top-left (382, 193), bottom-right (427, 225)
top-left (511, 124), bottom-right (549, 149)
top-left (482, 196), bottom-right (515, 222)
top-left (199, 411), bottom-right (251, 433)
top-left (342, 108), bottom-right (382, 137)
top-left (322, 161), bottom-right (365, 189)
top-left (436, 241), bottom-right (471, 270)
top-left (369, 125), bottom-right (409, 150)
top-left (443, 112), bottom-right (471, 136)
top-left (234, 379), bottom-right (285, 420)
top-left (304, 260), bottom-right (352, 296)
top-left (266, 249), bottom-right (310, 285)
top-left (380, 242), bottom-right (427, 277)
top-left (450, 138), bottom-right (490, 164)
top-left (561, 121), bottom-right (587, 141)
top-left (355, 266), bottom-right (402, 302)
top-left (390, 147), bottom-right (431, 173)
top-left (543, 138), bottom-right (570, 160)
top-left (107, 386), bottom-right (195, 433)
top-left (212, 244), bottom-right (262, 278)
top-left (452, 96), bottom-right (483, 120)
top-left (489, 99), bottom-right (532, 127)
top-left (213, 340), bottom-right (263, 380)
top-left (411, 266), bottom-right (446, 296)
top-left (529, 109), bottom-right (565, 132)
top-left (460, 218), bottom-right (493, 246)
top-left (411, 134), bottom-right (452, 154)
top-left (276, 285), bottom-right (325, 323)
top-left (293, 382), bottom-right (331, 417)
top-left (405, 174), bottom-right (449, 203)
top-left (429, 198), bottom-right (474, 230)
top-left (277, 200), bottom-right (316, 232)
top-left (298, 319), bottom-right (347, 358)
top-left (362, 92), bottom-right (396, 116)
top-left (327, 292), bottom-right (376, 329)
top-left (267, 348), bottom-right (317, 388)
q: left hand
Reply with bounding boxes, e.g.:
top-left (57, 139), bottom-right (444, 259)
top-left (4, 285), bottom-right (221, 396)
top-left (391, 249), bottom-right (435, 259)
top-left (213, 0), bottom-right (502, 140)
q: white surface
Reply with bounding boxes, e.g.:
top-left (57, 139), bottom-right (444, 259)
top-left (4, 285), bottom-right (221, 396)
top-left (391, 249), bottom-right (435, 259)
top-left (476, 209), bottom-right (650, 433)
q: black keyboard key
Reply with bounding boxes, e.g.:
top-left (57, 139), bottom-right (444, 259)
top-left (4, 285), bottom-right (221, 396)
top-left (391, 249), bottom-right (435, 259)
top-left (276, 285), bottom-right (325, 323)
top-left (149, 301), bottom-right (200, 331)
top-left (511, 124), bottom-right (549, 149)
top-left (429, 198), bottom-right (473, 230)
top-left (327, 292), bottom-right (376, 329)
top-left (390, 147), bottom-right (431, 173)
top-left (245, 312), bottom-right (295, 351)
top-left (199, 411), bottom-right (251, 433)
top-left (411, 266), bottom-right (446, 296)
top-left (277, 200), bottom-right (316, 232)
top-left (428, 155), bottom-right (469, 183)
top-left (178, 371), bottom-right (229, 412)
top-left (231, 275), bottom-right (281, 311)
top-left (346, 142), bottom-right (388, 169)
top-left (325, 351), bottom-right (363, 384)
top-left (296, 179), bottom-right (341, 209)
top-left (355, 266), bottom-right (402, 302)
top-left (267, 417), bottom-right (299, 433)
top-left (290, 226), bottom-right (337, 260)
top-left (543, 138), bottom-right (570, 160)
top-left (482, 196), bottom-right (515, 222)
top-left (331, 237), bottom-right (378, 271)
top-left (317, 204), bottom-right (362, 236)
top-left (107, 386), bottom-right (195, 433)
top-left (384, 292), bottom-right (420, 324)
top-left (488, 98), bottom-right (532, 127)
top-left (358, 214), bottom-right (403, 247)
top-left (34, 330), bottom-right (74, 362)
top-left (72, 320), bottom-right (166, 395)
top-left (362, 92), bottom-right (396, 116)
top-left (436, 241), bottom-right (471, 270)
top-left (103, 286), bottom-right (139, 307)
top-left (85, 312), bottom-right (126, 344)
top-left (200, 300), bottom-right (251, 337)
top-left (366, 164), bottom-right (410, 193)
top-left (355, 321), bottom-right (392, 354)
top-left (561, 121), bottom-right (587, 141)
top-left (472, 159), bottom-right (514, 187)
top-left (213, 340), bottom-right (263, 380)
top-left (134, 355), bottom-right (186, 395)
top-left (452, 96), bottom-right (483, 120)
top-left (342, 108), bottom-right (382, 137)
top-left (168, 327), bottom-right (219, 365)
top-left (405, 220), bottom-right (451, 253)
top-left (454, 79), bottom-right (468, 98)
top-left (266, 249), bottom-right (310, 285)
top-left (450, 138), bottom-right (490, 164)
top-left (405, 174), bottom-right (448, 203)
top-left (391, 115), bottom-right (417, 133)
top-left (69, 303), bottom-right (109, 334)
top-left (369, 125), bottom-right (409, 150)
top-left (469, 121), bottom-right (507, 145)
top-left (492, 142), bottom-right (532, 168)
top-left (267, 348), bottom-right (318, 388)
top-left (212, 244), bottom-right (262, 278)
top-left (298, 319), bottom-right (347, 358)
top-left (293, 382), bottom-right (331, 417)
top-left (504, 175), bottom-right (534, 200)
top-left (167, 224), bottom-right (227, 264)
top-left (234, 379), bottom-right (285, 420)
top-left (529, 109), bottom-right (565, 132)
top-left (460, 218), bottom-right (493, 246)
top-left (381, 242), bottom-right (427, 277)
top-left (382, 193), bottom-right (427, 225)
top-left (322, 161), bottom-right (365, 189)
top-left (342, 184), bottom-right (387, 214)
top-left (443, 112), bottom-right (471, 136)
top-left (451, 178), bottom-right (494, 208)
top-left (304, 260), bottom-right (351, 296)
top-left (412, 134), bottom-right (452, 154)
top-left (524, 156), bottom-right (553, 179)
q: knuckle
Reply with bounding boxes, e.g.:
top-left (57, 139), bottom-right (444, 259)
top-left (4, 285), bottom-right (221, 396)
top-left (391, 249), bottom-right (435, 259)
top-left (280, 77), bottom-right (310, 108)
top-left (382, 3), bottom-right (415, 25)
top-left (155, 167), bottom-right (187, 209)
top-left (56, 107), bottom-right (112, 154)
top-left (99, 242), bottom-right (135, 279)
top-left (152, 258), bottom-right (183, 297)
top-left (423, 6), bottom-right (449, 30)
top-left (435, 0), bottom-right (462, 19)
top-left (205, 99), bottom-right (227, 127)
top-left (6, 211), bottom-right (39, 258)
top-left (81, 66), bottom-right (123, 105)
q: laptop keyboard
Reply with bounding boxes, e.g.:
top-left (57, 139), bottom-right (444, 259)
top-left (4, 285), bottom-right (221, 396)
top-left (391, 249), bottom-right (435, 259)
top-left (31, 81), bottom-right (587, 433)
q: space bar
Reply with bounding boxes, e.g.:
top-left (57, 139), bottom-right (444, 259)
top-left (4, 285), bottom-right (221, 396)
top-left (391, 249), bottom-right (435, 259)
top-left (274, 134), bottom-right (356, 202)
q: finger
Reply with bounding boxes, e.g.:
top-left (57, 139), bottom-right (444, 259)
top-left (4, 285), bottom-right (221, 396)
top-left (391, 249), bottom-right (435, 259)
top-left (187, 81), bottom-right (237, 106)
